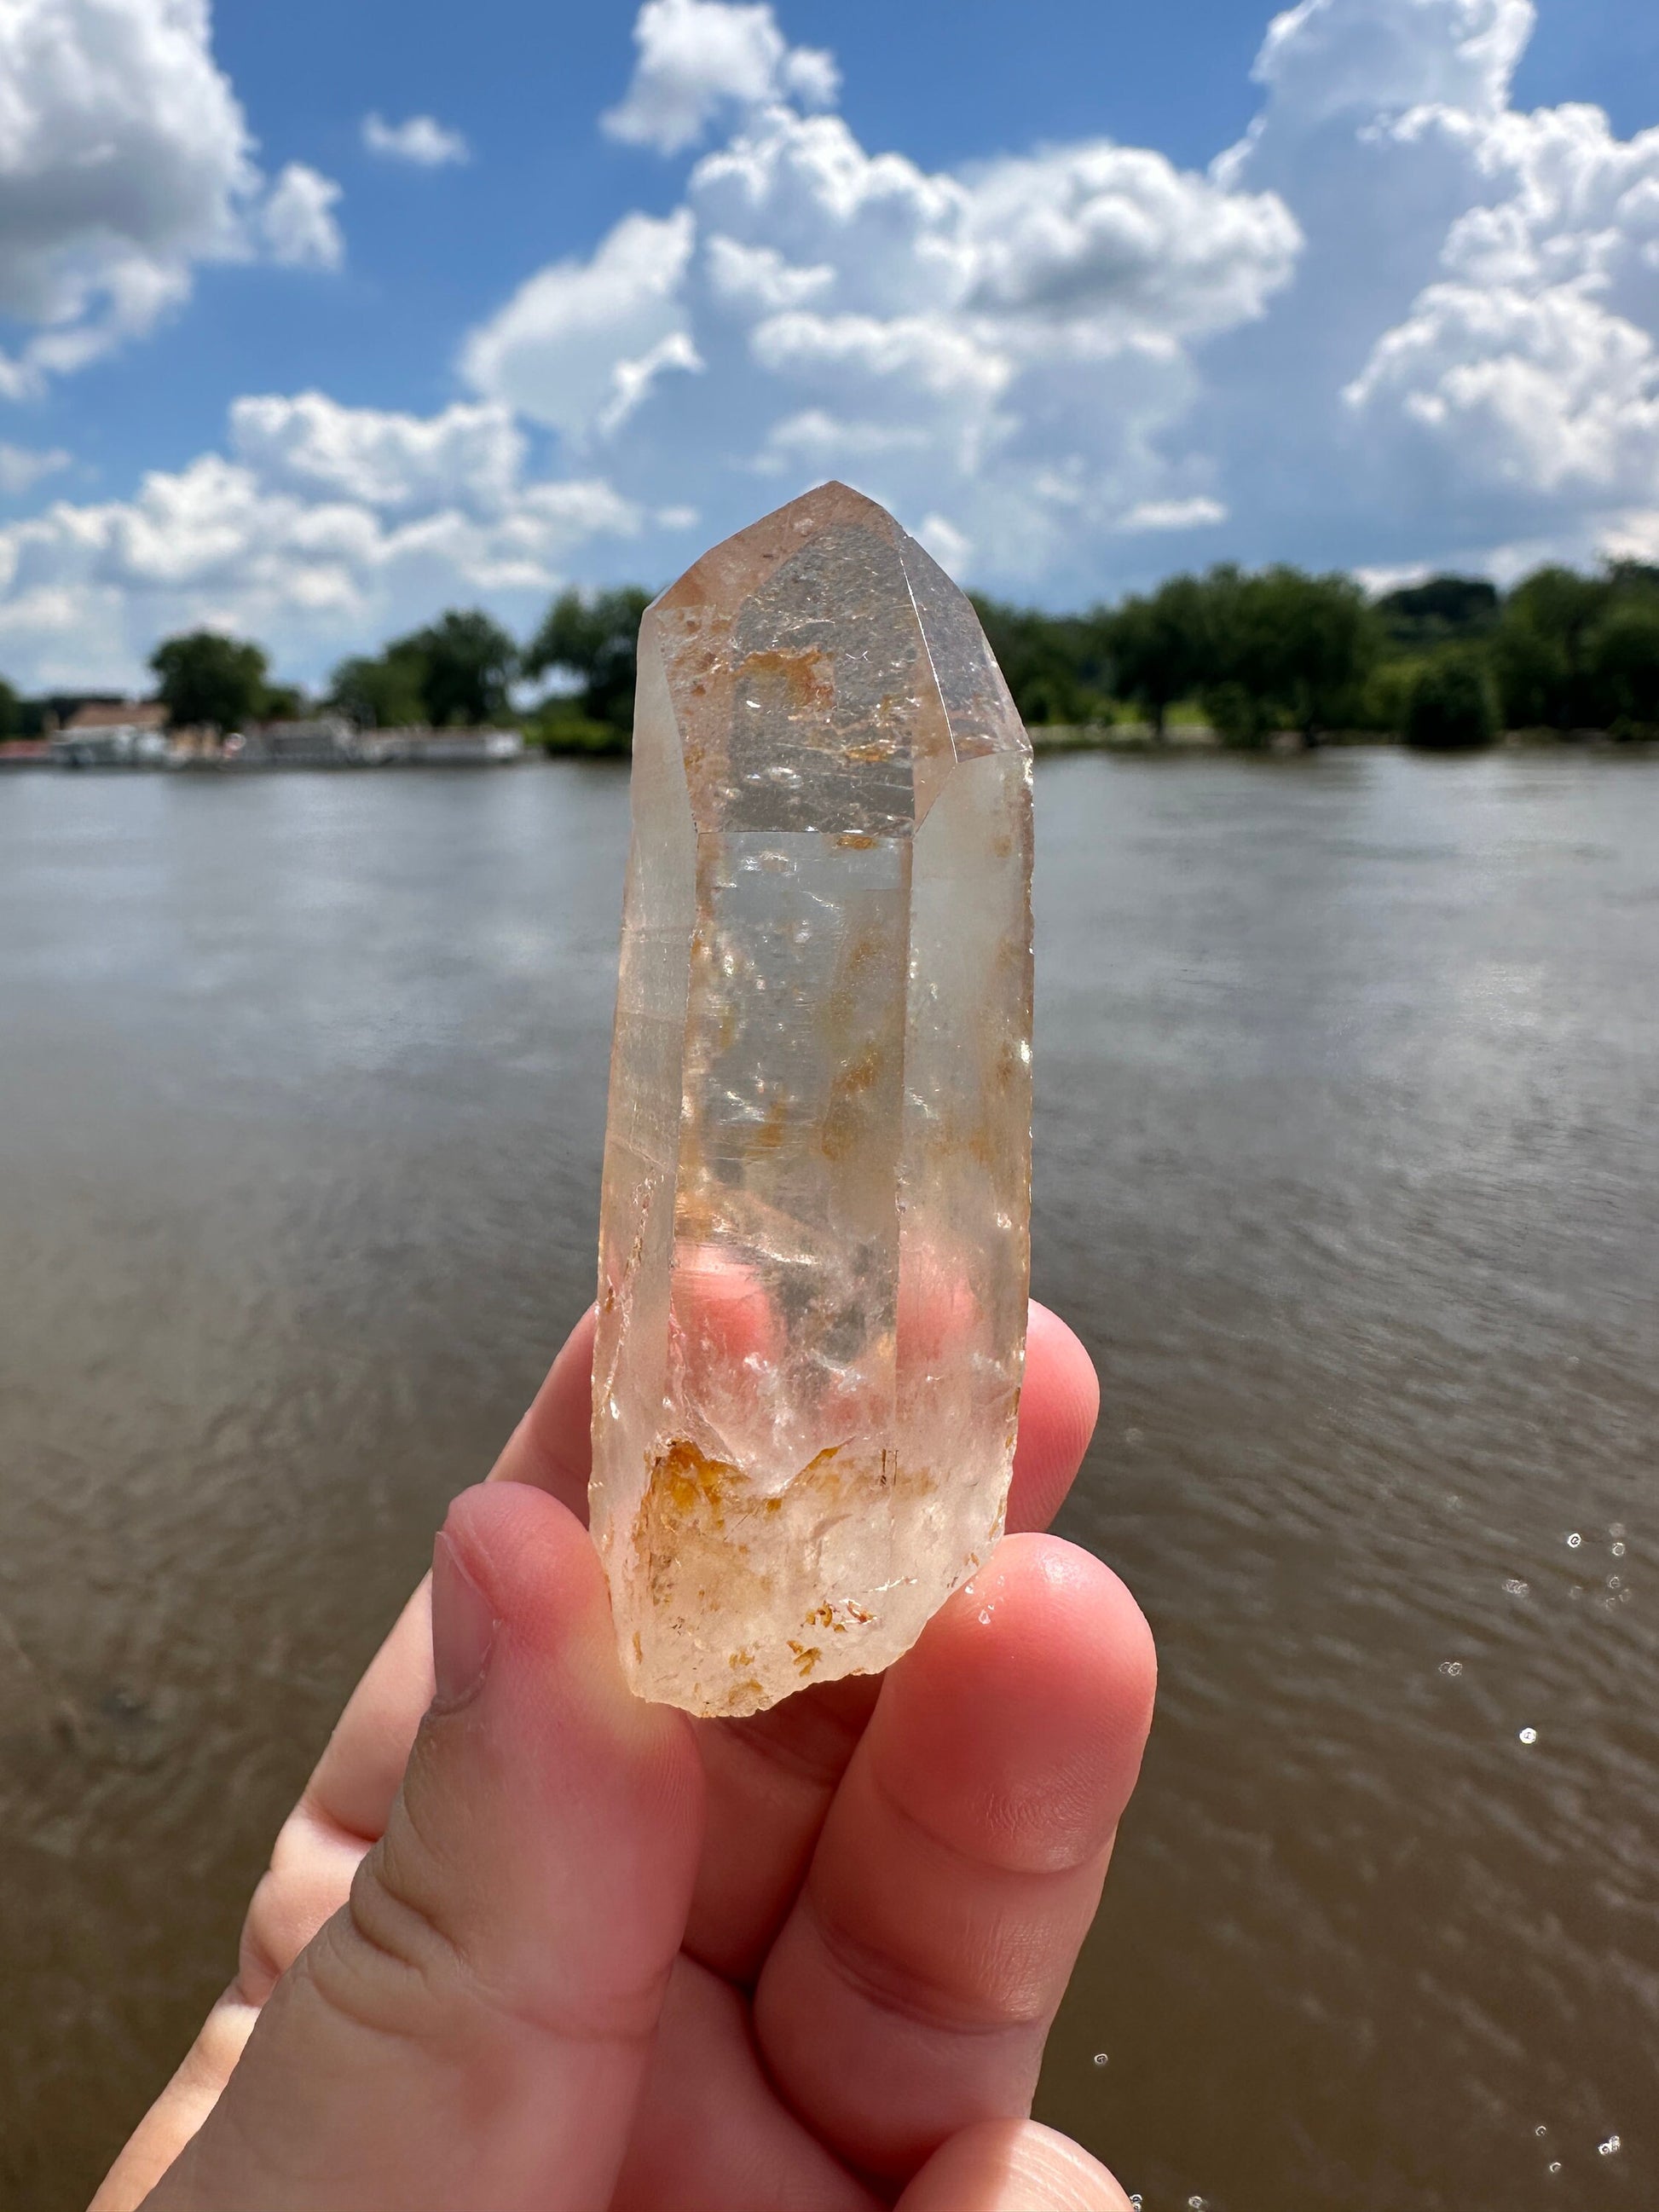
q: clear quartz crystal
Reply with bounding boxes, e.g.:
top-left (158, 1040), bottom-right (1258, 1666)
top-left (591, 482), bottom-right (1033, 1718)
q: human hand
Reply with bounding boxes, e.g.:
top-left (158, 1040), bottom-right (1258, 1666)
top-left (95, 1304), bottom-right (1155, 2212)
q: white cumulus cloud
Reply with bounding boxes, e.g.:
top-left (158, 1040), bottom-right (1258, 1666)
top-left (1122, 497), bottom-right (1230, 532)
top-left (705, 235), bottom-right (835, 310)
top-left (0, 445), bottom-right (72, 497)
top-left (962, 143), bottom-right (1301, 338)
top-left (257, 165), bottom-right (346, 271)
top-left (1252, 0), bottom-right (1535, 123)
top-left (688, 110), bottom-right (968, 320)
top-left (0, 401), bottom-right (649, 690)
top-left (1346, 284), bottom-right (1659, 496)
top-left (362, 113), bottom-right (471, 168)
top-left (460, 210), bottom-right (702, 438)
top-left (603, 0), bottom-right (839, 154)
top-left (1217, 0), bottom-right (1659, 564)
top-left (228, 395), bottom-right (525, 511)
top-left (0, 0), bottom-right (344, 395)
top-left (1340, 103), bottom-right (1659, 511)
top-left (461, 77), bottom-right (1301, 585)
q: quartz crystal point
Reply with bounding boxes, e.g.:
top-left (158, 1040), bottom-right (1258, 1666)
top-left (591, 482), bottom-right (1033, 1718)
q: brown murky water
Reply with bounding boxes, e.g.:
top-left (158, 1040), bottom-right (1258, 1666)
top-left (2, 753), bottom-right (1654, 2210)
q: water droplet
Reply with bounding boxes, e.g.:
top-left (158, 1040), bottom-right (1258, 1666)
top-left (1611, 1541), bottom-right (1627, 1558)
top-left (1129, 2198), bottom-right (1143, 2211)
top-left (1188, 2199), bottom-right (1207, 2210)
top-left (1608, 1576), bottom-right (1622, 1591)
top-left (1439, 1660), bottom-right (1464, 1678)
top-left (1548, 2160), bottom-right (1562, 2174)
top-left (1093, 2051), bottom-right (1110, 2066)
top-left (1598, 2135), bottom-right (1621, 2157)
top-left (978, 1608), bottom-right (993, 1626)
top-left (1566, 1532), bottom-right (1583, 1550)
top-left (1504, 1580), bottom-right (1530, 1597)
top-left (1519, 1726), bottom-right (1539, 1745)
top-left (1610, 1522), bottom-right (1627, 1539)
top-left (1535, 2125), bottom-right (1548, 2138)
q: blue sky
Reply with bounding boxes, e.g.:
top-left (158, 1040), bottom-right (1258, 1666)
top-left (1, 0), bottom-right (1656, 690)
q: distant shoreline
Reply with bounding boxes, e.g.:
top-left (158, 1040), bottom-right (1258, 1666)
top-left (1027, 724), bottom-right (1659, 756)
top-left (5, 727), bottom-right (1656, 774)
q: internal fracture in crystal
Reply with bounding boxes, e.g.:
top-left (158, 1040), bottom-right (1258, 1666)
top-left (591, 482), bottom-right (1033, 1718)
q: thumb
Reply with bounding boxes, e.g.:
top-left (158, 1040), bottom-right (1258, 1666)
top-left (148, 1483), bottom-right (703, 2212)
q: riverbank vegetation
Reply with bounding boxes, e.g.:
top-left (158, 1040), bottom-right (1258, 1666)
top-left (321, 595), bottom-right (648, 753)
top-left (973, 559), bottom-right (1659, 749)
top-left (4, 558), bottom-right (1656, 757)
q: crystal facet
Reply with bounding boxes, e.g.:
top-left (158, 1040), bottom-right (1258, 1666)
top-left (591, 482), bottom-right (1033, 1718)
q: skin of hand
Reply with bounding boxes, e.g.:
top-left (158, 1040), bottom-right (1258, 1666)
top-left (95, 1302), bottom-right (1156, 2212)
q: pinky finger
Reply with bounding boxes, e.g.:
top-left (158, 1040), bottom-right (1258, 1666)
top-left (896, 2121), bottom-right (1134, 2212)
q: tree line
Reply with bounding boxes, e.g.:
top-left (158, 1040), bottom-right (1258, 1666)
top-left (973, 559), bottom-right (1659, 748)
top-left (0, 592), bottom-right (651, 755)
top-left (3, 561), bottom-right (1656, 756)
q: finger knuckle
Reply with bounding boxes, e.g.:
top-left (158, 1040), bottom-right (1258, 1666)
top-left (306, 1827), bottom-right (475, 2044)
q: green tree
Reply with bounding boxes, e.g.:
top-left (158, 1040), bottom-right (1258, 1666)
top-left (1263, 568), bottom-right (1379, 740)
top-left (0, 677), bottom-right (20, 739)
top-left (1404, 653), bottom-right (1500, 750)
top-left (1200, 679), bottom-right (1276, 748)
top-left (1604, 559), bottom-right (1659, 600)
top-left (330, 610), bottom-right (518, 730)
top-left (1586, 601), bottom-right (1659, 734)
top-left (523, 587), bottom-right (655, 734)
top-left (1492, 566), bottom-right (1609, 729)
top-left (1109, 575), bottom-right (1216, 735)
top-left (149, 631), bottom-right (270, 732)
top-left (329, 648), bottom-right (430, 731)
top-left (1205, 567), bottom-right (1382, 744)
top-left (969, 598), bottom-right (1112, 727)
top-left (1376, 575), bottom-right (1500, 647)
top-left (1490, 616), bottom-right (1569, 731)
top-left (402, 609), bottom-right (518, 727)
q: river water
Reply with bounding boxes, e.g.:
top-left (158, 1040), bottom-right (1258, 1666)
top-left (1, 752), bottom-right (1653, 2210)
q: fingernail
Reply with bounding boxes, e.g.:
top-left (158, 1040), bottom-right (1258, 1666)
top-left (431, 1532), bottom-right (499, 1710)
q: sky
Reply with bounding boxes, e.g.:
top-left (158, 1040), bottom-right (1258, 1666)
top-left (0, 0), bottom-right (1656, 691)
